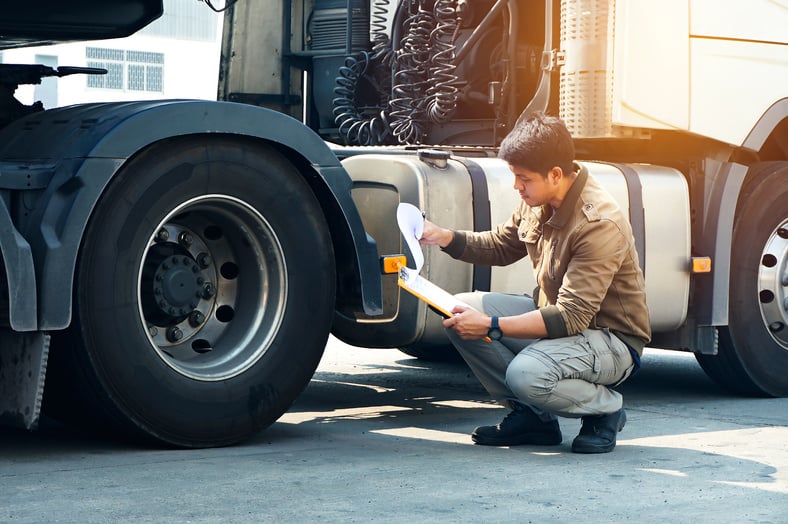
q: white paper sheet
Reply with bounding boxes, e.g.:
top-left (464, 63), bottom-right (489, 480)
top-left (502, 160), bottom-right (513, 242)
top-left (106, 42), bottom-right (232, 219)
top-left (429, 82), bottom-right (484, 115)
top-left (396, 202), bottom-right (425, 273)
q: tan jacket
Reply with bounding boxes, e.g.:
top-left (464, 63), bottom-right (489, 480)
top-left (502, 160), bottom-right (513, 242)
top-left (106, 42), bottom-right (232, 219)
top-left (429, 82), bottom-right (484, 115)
top-left (443, 164), bottom-right (651, 354)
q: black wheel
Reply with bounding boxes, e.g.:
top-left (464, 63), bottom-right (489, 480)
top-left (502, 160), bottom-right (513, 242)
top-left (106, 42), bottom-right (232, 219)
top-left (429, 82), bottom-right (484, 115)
top-left (44, 136), bottom-right (336, 447)
top-left (696, 162), bottom-right (788, 397)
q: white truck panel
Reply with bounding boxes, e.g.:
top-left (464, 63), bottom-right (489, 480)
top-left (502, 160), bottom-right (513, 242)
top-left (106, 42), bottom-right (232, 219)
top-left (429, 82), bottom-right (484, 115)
top-left (596, 0), bottom-right (788, 146)
top-left (690, 0), bottom-right (788, 44)
top-left (611, 0), bottom-right (690, 131)
top-left (690, 38), bottom-right (788, 147)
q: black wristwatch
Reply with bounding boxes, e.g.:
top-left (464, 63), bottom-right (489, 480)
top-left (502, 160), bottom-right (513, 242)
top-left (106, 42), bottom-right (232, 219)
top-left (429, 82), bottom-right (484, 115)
top-left (487, 316), bottom-right (503, 341)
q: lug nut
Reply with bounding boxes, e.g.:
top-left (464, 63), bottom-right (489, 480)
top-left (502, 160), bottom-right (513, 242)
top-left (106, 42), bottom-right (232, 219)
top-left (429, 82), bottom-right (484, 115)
top-left (156, 228), bottom-right (169, 242)
top-left (148, 326), bottom-right (158, 337)
top-left (202, 282), bottom-right (216, 299)
top-left (166, 326), bottom-right (183, 342)
top-left (178, 231), bottom-right (193, 246)
top-left (189, 310), bottom-right (206, 327)
top-left (197, 253), bottom-right (212, 268)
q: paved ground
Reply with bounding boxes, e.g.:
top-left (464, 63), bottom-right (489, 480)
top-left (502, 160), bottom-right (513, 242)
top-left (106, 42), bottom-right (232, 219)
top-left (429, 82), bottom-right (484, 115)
top-left (1, 338), bottom-right (786, 523)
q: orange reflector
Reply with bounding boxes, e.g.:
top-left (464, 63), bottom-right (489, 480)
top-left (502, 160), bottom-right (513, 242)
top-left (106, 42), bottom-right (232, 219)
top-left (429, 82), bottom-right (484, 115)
top-left (381, 255), bottom-right (407, 274)
top-left (691, 257), bottom-right (712, 273)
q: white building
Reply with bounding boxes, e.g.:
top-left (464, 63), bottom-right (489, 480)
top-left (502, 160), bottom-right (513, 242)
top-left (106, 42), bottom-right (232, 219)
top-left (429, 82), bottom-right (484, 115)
top-left (0, 0), bottom-right (223, 108)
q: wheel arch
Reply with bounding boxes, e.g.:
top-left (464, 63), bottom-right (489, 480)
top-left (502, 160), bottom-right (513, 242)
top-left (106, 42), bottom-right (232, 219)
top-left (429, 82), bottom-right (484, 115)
top-left (0, 100), bottom-right (382, 331)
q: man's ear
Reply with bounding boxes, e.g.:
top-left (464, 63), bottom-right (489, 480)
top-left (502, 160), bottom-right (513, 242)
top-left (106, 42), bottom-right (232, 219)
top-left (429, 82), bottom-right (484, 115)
top-left (549, 166), bottom-right (563, 183)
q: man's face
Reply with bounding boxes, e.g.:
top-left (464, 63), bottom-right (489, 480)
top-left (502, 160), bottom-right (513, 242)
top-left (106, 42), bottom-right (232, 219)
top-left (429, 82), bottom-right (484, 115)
top-left (510, 164), bottom-right (557, 207)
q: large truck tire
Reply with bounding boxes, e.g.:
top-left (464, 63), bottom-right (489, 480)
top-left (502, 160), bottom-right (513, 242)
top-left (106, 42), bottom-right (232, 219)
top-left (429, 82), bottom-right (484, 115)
top-left (44, 136), bottom-right (336, 447)
top-left (696, 162), bottom-right (788, 397)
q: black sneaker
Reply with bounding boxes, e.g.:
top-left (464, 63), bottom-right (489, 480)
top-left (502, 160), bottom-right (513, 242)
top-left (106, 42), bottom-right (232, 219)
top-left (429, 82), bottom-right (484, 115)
top-left (571, 408), bottom-right (627, 454)
top-left (471, 406), bottom-right (562, 446)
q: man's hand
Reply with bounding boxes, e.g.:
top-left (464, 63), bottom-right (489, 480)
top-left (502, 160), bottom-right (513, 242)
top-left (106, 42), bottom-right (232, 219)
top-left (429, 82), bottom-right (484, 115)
top-left (442, 306), bottom-right (490, 340)
top-left (420, 219), bottom-right (454, 248)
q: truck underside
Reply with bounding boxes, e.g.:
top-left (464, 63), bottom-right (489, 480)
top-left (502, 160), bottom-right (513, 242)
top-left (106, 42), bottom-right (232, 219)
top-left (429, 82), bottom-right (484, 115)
top-left (0, 0), bottom-right (786, 447)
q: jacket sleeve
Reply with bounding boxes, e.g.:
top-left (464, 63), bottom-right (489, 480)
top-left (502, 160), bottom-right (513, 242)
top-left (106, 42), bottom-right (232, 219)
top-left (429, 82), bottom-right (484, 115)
top-left (545, 218), bottom-right (629, 337)
top-left (442, 204), bottom-right (529, 266)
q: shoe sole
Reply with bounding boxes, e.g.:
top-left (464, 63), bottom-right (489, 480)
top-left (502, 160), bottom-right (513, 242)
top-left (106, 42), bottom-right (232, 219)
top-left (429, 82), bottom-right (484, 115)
top-left (471, 433), bottom-right (563, 446)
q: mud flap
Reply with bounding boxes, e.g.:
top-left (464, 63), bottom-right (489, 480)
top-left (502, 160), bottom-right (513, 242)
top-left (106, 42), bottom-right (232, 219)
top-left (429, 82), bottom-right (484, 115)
top-left (0, 330), bottom-right (50, 429)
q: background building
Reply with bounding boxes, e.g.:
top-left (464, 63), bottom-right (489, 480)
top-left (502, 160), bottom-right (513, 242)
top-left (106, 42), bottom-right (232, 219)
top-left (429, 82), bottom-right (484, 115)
top-left (0, 0), bottom-right (223, 108)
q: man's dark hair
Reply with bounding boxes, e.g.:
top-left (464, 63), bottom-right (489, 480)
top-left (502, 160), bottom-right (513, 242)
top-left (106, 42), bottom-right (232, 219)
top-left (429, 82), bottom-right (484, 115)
top-left (497, 112), bottom-right (575, 177)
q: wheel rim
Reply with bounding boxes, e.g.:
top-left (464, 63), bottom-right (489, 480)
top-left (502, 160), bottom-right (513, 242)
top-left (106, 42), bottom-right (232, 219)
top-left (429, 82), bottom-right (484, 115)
top-left (758, 219), bottom-right (788, 350)
top-left (137, 194), bottom-right (287, 381)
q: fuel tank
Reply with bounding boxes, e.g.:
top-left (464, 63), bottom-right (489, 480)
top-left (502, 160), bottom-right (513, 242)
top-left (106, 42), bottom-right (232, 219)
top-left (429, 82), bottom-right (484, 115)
top-left (333, 151), bottom-right (689, 350)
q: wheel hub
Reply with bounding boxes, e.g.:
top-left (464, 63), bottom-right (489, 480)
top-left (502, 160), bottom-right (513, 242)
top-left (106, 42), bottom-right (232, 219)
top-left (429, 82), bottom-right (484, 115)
top-left (137, 195), bottom-right (287, 382)
top-left (759, 221), bottom-right (788, 349)
top-left (153, 255), bottom-right (203, 319)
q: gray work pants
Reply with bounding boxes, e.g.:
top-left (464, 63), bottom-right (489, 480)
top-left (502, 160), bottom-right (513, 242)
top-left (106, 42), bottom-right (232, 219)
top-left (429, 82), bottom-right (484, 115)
top-left (446, 292), bottom-right (636, 421)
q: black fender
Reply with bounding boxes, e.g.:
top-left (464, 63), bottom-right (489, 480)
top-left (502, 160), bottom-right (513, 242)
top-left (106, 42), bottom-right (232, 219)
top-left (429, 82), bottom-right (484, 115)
top-left (0, 100), bottom-right (382, 330)
top-left (693, 98), bottom-right (787, 330)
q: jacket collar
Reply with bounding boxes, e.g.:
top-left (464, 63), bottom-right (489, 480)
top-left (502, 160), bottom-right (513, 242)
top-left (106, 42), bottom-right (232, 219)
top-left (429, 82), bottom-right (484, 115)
top-left (542, 162), bottom-right (587, 229)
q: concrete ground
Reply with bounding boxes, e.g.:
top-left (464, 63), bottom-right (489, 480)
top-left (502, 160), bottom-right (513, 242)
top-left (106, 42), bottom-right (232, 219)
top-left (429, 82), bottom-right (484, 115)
top-left (1, 337), bottom-right (786, 523)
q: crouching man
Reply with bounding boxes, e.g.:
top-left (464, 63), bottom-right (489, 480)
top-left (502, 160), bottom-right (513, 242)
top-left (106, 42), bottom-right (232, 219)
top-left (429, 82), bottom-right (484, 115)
top-left (420, 112), bottom-right (650, 453)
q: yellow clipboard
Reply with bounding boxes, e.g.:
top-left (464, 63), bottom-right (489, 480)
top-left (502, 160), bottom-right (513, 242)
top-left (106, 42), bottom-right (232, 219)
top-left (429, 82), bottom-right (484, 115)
top-left (397, 265), bottom-right (472, 318)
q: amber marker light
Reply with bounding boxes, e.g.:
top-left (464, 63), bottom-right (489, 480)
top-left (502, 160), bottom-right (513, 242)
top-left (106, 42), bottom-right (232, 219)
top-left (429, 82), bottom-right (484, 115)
top-left (691, 257), bottom-right (712, 273)
top-left (381, 255), bottom-right (407, 274)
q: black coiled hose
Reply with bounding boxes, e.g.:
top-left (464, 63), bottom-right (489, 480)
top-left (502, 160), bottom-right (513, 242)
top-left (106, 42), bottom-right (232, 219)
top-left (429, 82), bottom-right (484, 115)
top-left (332, 0), bottom-right (394, 145)
top-left (426, 0), bottom-right (459, 124)
top-left (333, 0), bottom-right (461, 146)
top-left (332, 52), bottom-right (392, 145)
top-left (389, 1), bottom-right (433, 144)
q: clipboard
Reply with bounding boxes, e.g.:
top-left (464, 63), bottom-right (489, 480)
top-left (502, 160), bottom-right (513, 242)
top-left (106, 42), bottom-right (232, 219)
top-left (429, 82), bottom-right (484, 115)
top-left (397, 265), bottom-right (474, 318)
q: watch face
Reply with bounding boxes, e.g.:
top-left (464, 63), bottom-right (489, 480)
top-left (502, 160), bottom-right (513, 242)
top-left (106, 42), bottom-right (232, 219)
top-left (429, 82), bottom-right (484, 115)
top-left (488, 328), bottom-right (503, 341)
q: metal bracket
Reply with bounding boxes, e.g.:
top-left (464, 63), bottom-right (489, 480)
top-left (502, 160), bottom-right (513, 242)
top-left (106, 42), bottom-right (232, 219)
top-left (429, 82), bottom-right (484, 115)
top-left (695, 325), bottom-right (719, 355)
top-left (542, 49), bottom-right (566, 72)
top-left (0, 330), bottom-right (50, 429)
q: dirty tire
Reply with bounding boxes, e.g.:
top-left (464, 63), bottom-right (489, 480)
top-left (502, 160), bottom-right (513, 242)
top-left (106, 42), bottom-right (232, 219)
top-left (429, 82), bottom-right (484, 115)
top-left (696, 162), bottom-right (788, 397)
top-left (44, 136), bottom-right (336, 447)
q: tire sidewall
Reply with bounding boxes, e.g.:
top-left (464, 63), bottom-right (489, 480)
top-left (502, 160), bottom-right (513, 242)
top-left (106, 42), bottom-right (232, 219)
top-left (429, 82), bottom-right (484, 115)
top-left (727, 162), bottom-right (788, 396)
top-left (76, 138), bottom-right (335, 445)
